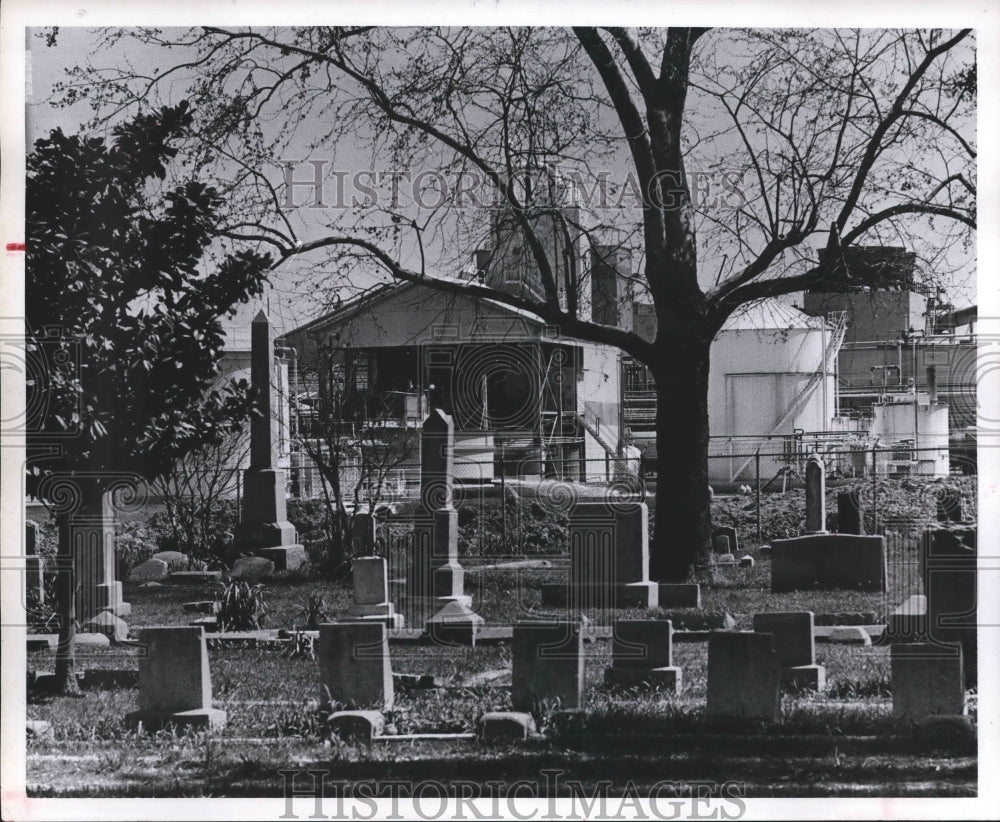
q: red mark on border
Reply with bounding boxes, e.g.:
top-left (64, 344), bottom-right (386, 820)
top-left (6, 242), bottom-right (26, 252)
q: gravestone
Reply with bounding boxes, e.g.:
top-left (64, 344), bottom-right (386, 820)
top-left (540, 500), bottom-right (658, 609)
top-left (512, 621), bottom-right (585, 713)
top-left (150, 551), bottom-right (190, 572)
top-left (753, 612), bottom-right (824, 691)
top-left (713, 525), bottom-right (739, 555)
top-left (920, 526), bottom-right (977, 688)
top-left (127, 558), bottom-right (170, 584)
top-left (58, 478), bottom-right (131, 628)
top-left (836, 490), bottom-right (864, 535)
top-left (233, 310), bottom-right (306, 571)
top-left (706, 632), bottom-right (781, 721)
top-left (351, 556), bottom-right (403, 628)
top-left (319, 622), bottom-right (394, 709)
top-left (891, 642), bottom-right (965, 722)
top-left (803, 454), bottom-right (827, 534)
top-left (351, 512), bottom-right (377, 555)
top-left (230, 556), bottom-right (275, 581)
top-left (604, 619), bottom-right (682, 692)
top-left (406, 410), bottom-right (480, 633)
top-left (771, 534), bottom-right (886, 592)
top-left (125, 626), bottom-right (226, 730)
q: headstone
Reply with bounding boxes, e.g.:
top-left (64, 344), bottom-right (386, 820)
top-left (604, 619), bottom-right (682, 692)
top-left (233, 310), bottom-right (306, 571)
top-left (406, 410), bottom-right (479, 626)
top-left (25, 521), bottom-right (45, 605)
top-left (351, 556), bottom-right (403, 628)
top-left (803, 453), bottom-right (827, 534)
top-left (738, 555), bottom-right (755, 569)
top-left (921, 527), bottom-right (976, 688)
top-left (325, 710), bottom-right (385, 743)
top-left (753, 611), bottom-right (824, 691)
top-left (713, 526), bottom-right (740, 555)
top-left (59, 478), bottom-right (131, 627)
top-left (887, 594), bottom-right (928, 642)
top-left (706, 632), bottom-right (780, 721)
top-left (150, 551), bottom-right (190, 572)
top-left (351, 512), bottom-right (377, 555)
top-left (165, 570), bottom-right (223, 585)
top-left (715, 553), bottom-right (737, 566)
top-left (127, 558), bottom-right (170, 584)
top-left (827, 627), bottom-right (872, 646)
top-left (426, 599), bottom-right (484, 645)
top-left (319, 622), bottom-right (394, 710)
top-left (125, 626), bottom-right (226, 730)
top-left (771, 534), bottom-right (886, 592)
top-left (540, 500), bottom-right (658, 609)
top-left (891, 642), bottom-right (965, 722)
top-left (512, 621), bottom-right (585, 713)
top-left (479, 712), bottom-right (537, 742)
top-left (230, 556), bottom-right (275, 581)
top-left (836, 491), bottom-right (864, 535)
top-left (712, 534), bottom-right (731, 554)
top-left (82, 610), bottom-right (129, 642)
top-left (657, 584), bottom-right (701, 608)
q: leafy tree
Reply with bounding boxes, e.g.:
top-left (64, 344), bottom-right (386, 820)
top-left (59, 27), bottom-right (975, 581)
top-left (26, 102), bottom-right (272, 692)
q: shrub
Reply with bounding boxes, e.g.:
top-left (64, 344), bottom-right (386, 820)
top-left (216, 580), bottom-right (268, 631)
top-left (115, 520), bottom-right (158, 578)
top-left (458, 499), bottom-right (568, 556)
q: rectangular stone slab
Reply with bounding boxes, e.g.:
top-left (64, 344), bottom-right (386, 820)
top-left (770, 534), bottom-right (886, 592)
top-left (753, 611), bottom-right (815, 667)
top-left (511, 621), bottom-right (584, 713)
top-left (706, 632), bottom-right (780, 721)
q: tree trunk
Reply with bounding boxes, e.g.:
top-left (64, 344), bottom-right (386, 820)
top-left (649, 337), bottom-right (713, 582)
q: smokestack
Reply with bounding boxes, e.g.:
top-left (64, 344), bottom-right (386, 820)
top-left (927, 365), bottom-right (938, 404)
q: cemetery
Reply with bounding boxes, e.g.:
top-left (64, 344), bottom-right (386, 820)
top-left (23, 392), bottom-right (979, 797)
top-left (13, 24), bottom-right (981, 811)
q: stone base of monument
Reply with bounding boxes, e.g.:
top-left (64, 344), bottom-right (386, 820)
top-left (352, 602), bottom-right (406, 630)
top-left (780, 664), bottom-right (826, 692)
top-left (425, 600), bottom-right (485, 646)
top-left (603, 665), bottom-right (682, 693)
top-left (82, 610), bottom-right (129, 642)
top-left (126, 707), bottom-right (227, 732)
top-left (657, 584), bottom-right (701, 608)
top-left (95, 581), bottom-right (132, 618)
top-left (540, 581), bottom-right (658, 609)
top-left (256, 544), bottom-right (307, 571)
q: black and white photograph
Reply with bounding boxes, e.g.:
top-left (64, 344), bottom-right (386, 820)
top-left (1, 1), bottom-right (996, 818)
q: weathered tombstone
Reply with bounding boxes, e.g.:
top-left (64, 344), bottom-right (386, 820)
top-left (125, 626), bottom-right (226, 730)
top-left (920, 527), bottom-right (977, 688)
top-left (712, 534), bottom-right (731, 554)
top-left (512, 621), bottom-right (585, 713)
top-left (803, 454), bottom-right (827, 534)
top-left (479, 712), bottom-right (537, 742)
top-left (318, 622), bottom-right (394, 709)
top-left (540, 500), bottom-right (658, 609)
top-left (127, 558), bottom-right (170, 584)
top-left (713, 525), bottom-right (740, 555)
top-left (230, 556), bottom-right (275, 581)
top-left (753, 612), bottom-right (824, 691)
top-left (706, 632), bottom-right (780, 721)
top-left (233, 310), bottom-right (306, 571)
top-left (150, 551), bottom-right (190, 572)
top-left (836, 490), bottom-right (864, 535)
top-left (604, 619), bottom-right (682, 692)
top-left (891, 642), bottom-right (965, 722)
top-left (60, 480), bottom-right (131, 627)
top-left (771, 534), bottom-right (886, 592)
top-left (407, 410), bottom-right (480, 633)
top-left (351, 512), bottom-right (377, 555)
top-left (351, 556), bottom-right (404, 629)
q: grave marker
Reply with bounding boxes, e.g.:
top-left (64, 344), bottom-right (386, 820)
top-left (233, 310), bottom-right (306, 571)
top-left (351, 556), bottom-right (404, 629)
top-left (126, 626), bottom-right (226, 730)
top-left (319, 622), bottom-right (394, 709)
top-left (804, 454), bottom-right (827, 534)
top-left (753, 611), bottom-right (824, 691)
top-left (604, 619), bottom-right (682, 692)
top-left (706, 632), bottom-right (780, 721)
top-left (891, 642), bottom-right (965, 722)
top-left (512, 621), bottom-right (585, 713)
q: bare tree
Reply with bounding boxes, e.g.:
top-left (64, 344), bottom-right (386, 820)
top-left (292, 339), bottom-right (418, 575)
top-left (58, 26), bottom-right (975, 580)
